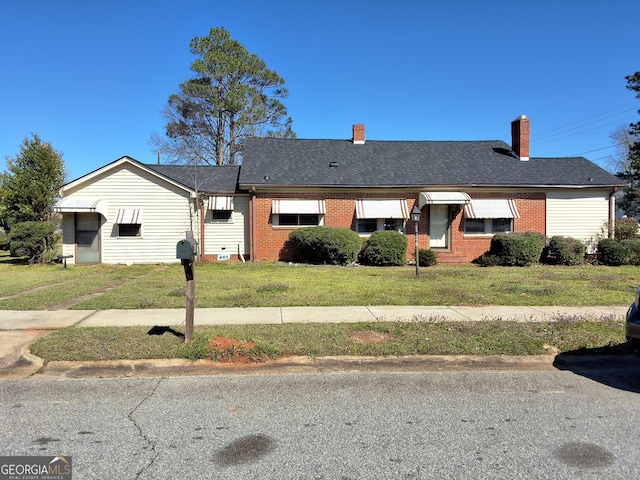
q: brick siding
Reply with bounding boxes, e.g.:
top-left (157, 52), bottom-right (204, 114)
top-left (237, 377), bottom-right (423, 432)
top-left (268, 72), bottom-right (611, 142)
top-left (252, 191), bottom-right (546, 264)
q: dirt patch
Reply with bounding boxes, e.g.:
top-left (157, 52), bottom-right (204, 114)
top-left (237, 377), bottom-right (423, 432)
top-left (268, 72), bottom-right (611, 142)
top-left (350, 331), bottom-right (396, 344)
top-left (206, 337), bottom-right (260, 364)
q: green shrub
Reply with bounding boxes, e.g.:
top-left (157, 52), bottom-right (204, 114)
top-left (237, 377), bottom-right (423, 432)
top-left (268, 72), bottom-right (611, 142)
top-left (362, 230), bottom-right (408, 266)
top-left (486, 232), bottom-right (544, 267)
top-left (615, 217), bottom-right (639, 240)
top-left (8, 221), bottom-right (60, 264)
top-left (417, 248), bottom-right (438, 267)
top-left (475, 253), bottom-right (502, 267)
top-left (597, 238), bottom-right (630, 266)
top-left (0, 228), bottom-right (7, 250)
top-left (544, 236), bottom-right (586, 266)
top-left (289, 226), bottom-right (363, 265)
top-left (621, 239), bottom-right (640, 265)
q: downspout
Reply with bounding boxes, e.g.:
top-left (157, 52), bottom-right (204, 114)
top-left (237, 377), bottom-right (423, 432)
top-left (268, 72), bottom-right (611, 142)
top-left (250, 186), bottom-right (257, 261)
top-left (200, 194), bottom-right (205, 261)
top-left (609, 189), bottom-right (618, 238)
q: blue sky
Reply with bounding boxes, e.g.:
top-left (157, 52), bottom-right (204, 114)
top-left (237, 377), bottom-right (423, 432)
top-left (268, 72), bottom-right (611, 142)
top-left (1, 0), bottom-right (638, 180)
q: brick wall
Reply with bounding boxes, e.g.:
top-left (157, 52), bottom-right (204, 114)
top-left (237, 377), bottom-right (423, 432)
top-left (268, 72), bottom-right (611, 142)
top-left (252, 191), bottom-right (546, 263)
top-left (438, 192), bottom-right (546, 263)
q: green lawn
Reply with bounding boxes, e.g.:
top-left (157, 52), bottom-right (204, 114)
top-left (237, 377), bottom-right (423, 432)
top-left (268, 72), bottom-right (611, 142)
top-left (1, 254), bottom-right (639, 310)
top-left (6, 252), bottom-right (633, 361)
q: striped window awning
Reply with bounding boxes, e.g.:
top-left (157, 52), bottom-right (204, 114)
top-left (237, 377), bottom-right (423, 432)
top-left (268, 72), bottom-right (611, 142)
top-left (54, 198), bottom-right (108, 218)
top-left (114, 208), bottom-right (143, 224)
top-left (419, 191), bottom-right (471, 208)
top-left (272, 199), bottom-right (326, 215)
top-left (208, 195), bottom-right (234, 210)
top-left (464, 199), bottom-right (520, 219)
top-left (356, 199), bottom-right (409, 219)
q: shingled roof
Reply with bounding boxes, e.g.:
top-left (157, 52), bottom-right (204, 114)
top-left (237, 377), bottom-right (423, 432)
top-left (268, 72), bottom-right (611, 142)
top-left (239, 137), bottom-right (625, 189)
top-left (146, 164), bottom-right (240, 193)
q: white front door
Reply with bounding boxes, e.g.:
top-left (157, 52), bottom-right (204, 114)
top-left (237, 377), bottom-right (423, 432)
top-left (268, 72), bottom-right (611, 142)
top-left (429, 204), bottom-right (449, 248)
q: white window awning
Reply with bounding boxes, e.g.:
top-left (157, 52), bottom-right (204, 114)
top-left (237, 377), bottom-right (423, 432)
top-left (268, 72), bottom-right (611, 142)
top-left (208, 196), bottom-right (234, 210)
top-left (464, 199), bottom-right (520, 219)
top-left (356, 199), bottom-right (409, 219)
top-left (54, 198), bottom-right (108, 218)
top-left (272, 199), bottom-right (326, 215)
top-left (114, 208), bottom-right (143, 224)
top-left (419, 191), bottom-right (471, 208)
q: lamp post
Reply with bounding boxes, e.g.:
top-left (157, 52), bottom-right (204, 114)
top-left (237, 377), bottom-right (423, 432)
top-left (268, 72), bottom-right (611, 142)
top-left (410, 206), bottom-right (422, 277)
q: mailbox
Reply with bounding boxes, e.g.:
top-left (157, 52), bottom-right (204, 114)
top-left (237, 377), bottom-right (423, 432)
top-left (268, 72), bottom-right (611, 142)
top-left (176, 238), bottom-right (197, 260)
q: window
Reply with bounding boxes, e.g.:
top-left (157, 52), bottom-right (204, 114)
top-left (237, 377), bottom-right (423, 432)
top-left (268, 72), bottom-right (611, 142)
top-left (355, 199), bottom-right (408, 235)
top-left (464, 218), bottom-right (513, 234)
top-left (357, 218), bottom-right (405, 234)
top-left (118, 224), bottom-right (141, 237)
top-left (492, 218), bottom-right (513, 233)
top-left (357, 218), bottom-right (378, 234)
top-left (208, 196), bottom-right (234, 223)
top-left (463, 199), bottom-right (519, 235)
top-left (272, 199), bottom-right (325, 227)
top-left (114, 209), bottom-right (143, 238)
top-left (211, 210), bottom-right (233, 222)
top-left (275, 213), bottom-right (321, 226)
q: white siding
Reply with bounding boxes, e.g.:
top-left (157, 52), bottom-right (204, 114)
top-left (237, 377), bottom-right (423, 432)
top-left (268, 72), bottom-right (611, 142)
top-left (546, 189), bottom-right (611, 252)
top-left (62, 164), bottom-right (194, 264)
top-left (203, 195), bottom-right (250, 259)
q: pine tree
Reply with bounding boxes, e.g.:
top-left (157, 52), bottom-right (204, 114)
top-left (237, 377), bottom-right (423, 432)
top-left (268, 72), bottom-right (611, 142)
top-left (152, 27), bottom-right (295, 165)
top-left (0, 134), bottom-right (66, 227)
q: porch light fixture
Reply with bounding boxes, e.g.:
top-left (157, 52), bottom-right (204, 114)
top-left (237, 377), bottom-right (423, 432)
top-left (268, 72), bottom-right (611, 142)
top-left (410, 206), bottom-right (421, 277)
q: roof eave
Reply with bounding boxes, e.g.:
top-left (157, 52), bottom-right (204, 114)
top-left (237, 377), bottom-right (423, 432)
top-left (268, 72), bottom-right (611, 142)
top-left (240, 182), bottom-right (626, 190)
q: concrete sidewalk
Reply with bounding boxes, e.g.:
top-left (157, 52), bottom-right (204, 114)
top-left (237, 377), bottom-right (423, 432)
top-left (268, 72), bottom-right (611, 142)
top-left (0, 305), bottom-right (631, 379)
top-left (0, 305), bottom-right (629, 330)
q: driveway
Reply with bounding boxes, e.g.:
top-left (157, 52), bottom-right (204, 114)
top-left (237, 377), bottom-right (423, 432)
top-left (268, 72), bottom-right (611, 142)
top-left (0, 310), bottom-right (92, 378)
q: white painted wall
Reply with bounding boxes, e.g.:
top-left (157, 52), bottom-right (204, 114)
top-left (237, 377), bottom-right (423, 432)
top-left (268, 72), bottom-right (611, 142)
top-left (546, 189), bottom-right (611, 252)
top-left (61, 163), bottom-right (194, 264)
top-left (203, 195), bottom-right (250, 259)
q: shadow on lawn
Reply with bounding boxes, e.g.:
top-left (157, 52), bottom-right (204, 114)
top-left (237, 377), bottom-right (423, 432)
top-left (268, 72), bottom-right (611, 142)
top-left (0, 256), bottom-right (29, 266)
top-left (147, 326), bottom-right (185, 339)
top-left (553, 342), bottom-right (640, 393)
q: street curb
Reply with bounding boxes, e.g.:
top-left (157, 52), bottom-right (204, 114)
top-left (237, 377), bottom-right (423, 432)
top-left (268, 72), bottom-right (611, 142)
top-left (29, 353), bottom-right (563, 378)
top-left (20, 345), bottom-right (44, 369)
top-left (20, 350), bottom-right (640, 379)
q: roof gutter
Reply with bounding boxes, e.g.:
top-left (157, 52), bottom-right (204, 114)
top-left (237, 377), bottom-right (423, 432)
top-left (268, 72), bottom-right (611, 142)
top-left (239, 183), bottom-right (627, 190)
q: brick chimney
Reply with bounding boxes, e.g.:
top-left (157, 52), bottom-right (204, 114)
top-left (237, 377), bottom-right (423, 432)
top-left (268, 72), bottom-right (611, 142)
top-left (511, 115), bottom-right (530, 161)
top-left (352, 124), bottom-right (365, 144)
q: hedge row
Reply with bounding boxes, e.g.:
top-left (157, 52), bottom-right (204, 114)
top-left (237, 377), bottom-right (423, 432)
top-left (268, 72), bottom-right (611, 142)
top-left (289, 227), bottom-right (435, 267)
top-left (289, 226), bottom-right (637, 268)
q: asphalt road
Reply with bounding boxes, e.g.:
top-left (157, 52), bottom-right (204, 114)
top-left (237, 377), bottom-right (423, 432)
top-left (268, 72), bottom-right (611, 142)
top-left (1, 368), bottom-right (639, 479)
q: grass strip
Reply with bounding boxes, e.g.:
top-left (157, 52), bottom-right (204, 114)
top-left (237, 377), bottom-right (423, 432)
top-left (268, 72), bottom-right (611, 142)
top-left (30, 318), bottom-right (628, 362)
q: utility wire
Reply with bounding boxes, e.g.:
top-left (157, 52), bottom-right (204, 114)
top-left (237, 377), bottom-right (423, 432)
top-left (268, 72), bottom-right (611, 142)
top-left (567, 145), bottom-right (618, 157)
top-left (532, 114), bottom-right (637, 145)
top-left (532, 101), bottom-right (638, 137)
top-left (531, 114), bottom-right (638, 147)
